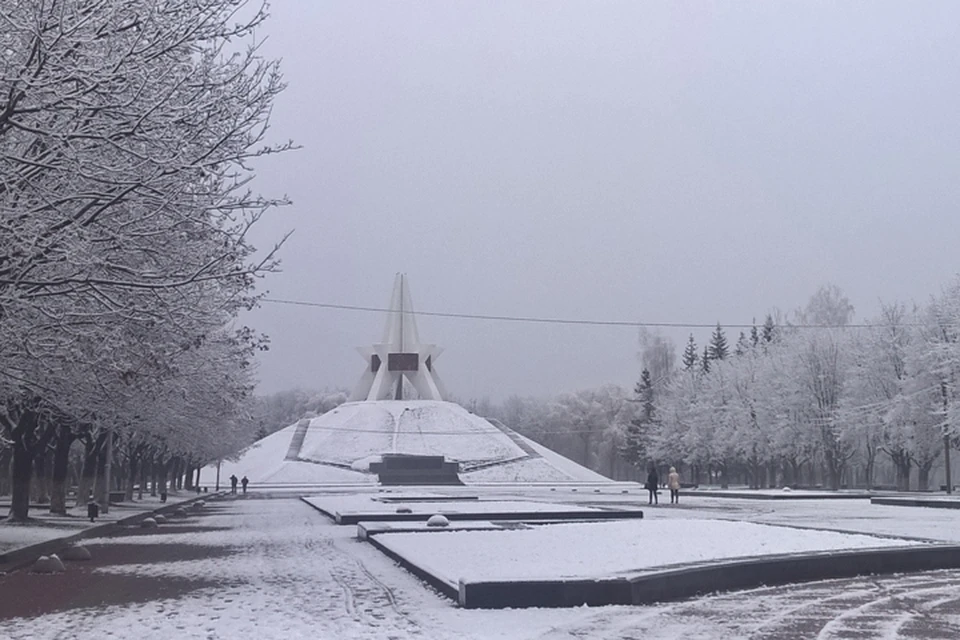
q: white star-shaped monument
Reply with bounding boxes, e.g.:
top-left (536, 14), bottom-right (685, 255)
top-left (349, 274), bottom-right (448, 402)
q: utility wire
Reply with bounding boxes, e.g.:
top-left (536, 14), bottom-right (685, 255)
top-left (261, 297), bottom-right (922, 330)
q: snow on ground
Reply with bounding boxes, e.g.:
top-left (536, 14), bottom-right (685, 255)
top-left (461, 457), bottom-right (588, 483)
top-left (5, 497), bottom-right (960, 639)
top-left (374, 519), bottom-right (918, 584)
top-left (201, 421), bottom-right (303, 484)
top-left (303, 495), bottom-right (601, 518)
top-left (650, 496), bottom-right (960, 543)
top-left (204, 400), bottom-right (607, 486)
top-left (257, 460), bottom-right (374, 484)
top-left (0, 499), bottom-right (612, 640)
top-left (0, 494), bottom-right (199, 554)
top-left (299, 401), bottom-right (525, 466)
top-left (513, 435), bottom-right (610, 482)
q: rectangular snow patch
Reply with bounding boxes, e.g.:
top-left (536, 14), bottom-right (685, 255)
top-left (374, 519), bottom-right (915, 586)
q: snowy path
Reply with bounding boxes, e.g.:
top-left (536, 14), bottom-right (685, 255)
top-left (541, 570), bottom-right (960, 639)
top-left (4, 496), bottom-right (960, 639)
top-left (0, 498), bottom-right (590, 639)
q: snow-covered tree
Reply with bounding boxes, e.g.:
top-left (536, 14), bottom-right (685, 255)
top-left (708, 323), bottom-right (729, 361)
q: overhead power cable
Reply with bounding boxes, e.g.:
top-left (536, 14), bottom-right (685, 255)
top-left (261, 297), bottom-right (923, 330)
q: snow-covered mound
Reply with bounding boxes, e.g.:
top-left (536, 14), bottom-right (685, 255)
top-left (204, 400), bottom-right (607, 485)
top-left (298, 401), bottom-right (526, 467)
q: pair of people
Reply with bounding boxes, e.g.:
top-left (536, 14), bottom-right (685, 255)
top-left (229, 475), bottom-right (249, 494)
top-left (645, 466), bottom-right (681, 505)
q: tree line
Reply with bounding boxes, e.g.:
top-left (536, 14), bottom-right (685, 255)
top-left (477, 281), bottom-right (960, 492)
top-left (0, 0), bottom-right (289, 521)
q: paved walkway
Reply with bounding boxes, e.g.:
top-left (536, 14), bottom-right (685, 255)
top-left (2, 496), bottom-right (960, 639)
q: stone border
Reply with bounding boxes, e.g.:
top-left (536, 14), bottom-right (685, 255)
top-left (456, 544), bottom-right (960, 608)
top-left (357, 522), bottom-right (507, 539)
top-left (365, 533), bottom-right (460, 601)
top-left (687, 491), bottom-right (870, 500)
top-left (0, 493), bottom-right (224, 574)
top-left (299, 497), bottom-right (644, 525)
top-left (871, 496), bottom-right (960, 509)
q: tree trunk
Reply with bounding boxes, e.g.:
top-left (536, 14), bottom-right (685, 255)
top-left (95, 435), bottom-right (109, 507)
top-left (49, 425), bottom-right (74, 515)
top-left (893, 454), bottom-right (912, 492)
top-left (33, 450), bottom-right (50, 504)
top-left (158, 458), bottom-right (169, 496)
top-left (7, 408), bottom-right (39, 522)
top-left (126, 452), bottom-right (139, 501)
top-left (138, 457), bottom-right (147, 500)
top-left (918, 462), bottom-right (933, 492)
top-left (150, 458), bottom-right (158, 497)
top-left (0, 447), bottom-right (12, 496)
top-left (184, 459), bottom-right (195, 490)
top-left (76, 434), bottom-right (104, 508)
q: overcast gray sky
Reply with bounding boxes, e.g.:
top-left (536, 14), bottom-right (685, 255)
top-left (245, 1), bottom-right (960, 401)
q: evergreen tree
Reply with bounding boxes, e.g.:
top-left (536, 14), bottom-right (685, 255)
top-left (621, 370), bottom-right (653, 468)
top-left (762, 314), bottom-right (777, 343)
top-left (708, 323), bottom-right (729, 361)
top-left (750, 323), bottom-right (760, 347)
top-left (701, 346), bottom-right (711, 374)
top-left (682, 334), bottom-right (700, 370)
top-left (735, 331), bottom-right (750, 356)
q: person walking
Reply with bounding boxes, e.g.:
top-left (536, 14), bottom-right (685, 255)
top-left (241, 476), bottom-right (249, 495)
top-left (667, 466), bottom-right (681, 504)
top-left (645, 466), bottom-right (659, 505)
top-left (230, 474), bottom-right (238, 494)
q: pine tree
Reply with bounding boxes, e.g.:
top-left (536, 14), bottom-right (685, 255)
top-left (750, 323), bottom-right (760, 347)
top-left (708, 323), bottom-right (729, 361)
top-left (701, 346), bottom-right (711, 374)
top-left (762, 314), bottom-right (776, 343)
top-left (682, 334), bottom-right (700, 370)
top-left (621, 369), bottom-right (653, 468)
top-left (636, 369), bottom-right (655, 423)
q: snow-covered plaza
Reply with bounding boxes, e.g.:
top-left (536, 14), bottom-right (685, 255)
top-left (4, 491), bottom-right (960, 639)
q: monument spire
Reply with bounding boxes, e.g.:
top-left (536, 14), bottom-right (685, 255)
top-left (350, 274), bottom-right (447, 402)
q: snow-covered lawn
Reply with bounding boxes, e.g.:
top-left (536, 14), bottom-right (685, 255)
top-left (374, 519), bottom-right (921, 585)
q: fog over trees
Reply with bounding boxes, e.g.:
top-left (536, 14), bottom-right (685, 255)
top-left (477, 281), bottom-right (960, 492)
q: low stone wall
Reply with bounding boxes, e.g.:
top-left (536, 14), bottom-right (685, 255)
top-left (455, 544), bottom-right (960, 609)
top-left (871, 496), bottom-right (960, 509)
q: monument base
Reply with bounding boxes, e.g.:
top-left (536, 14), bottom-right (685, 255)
top-left (370, 454), bottom-right (463, 486)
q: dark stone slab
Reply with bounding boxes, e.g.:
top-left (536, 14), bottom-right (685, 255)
top-left (459, 577), bottom-right (632, 609)
top-left (871, 496), bottom-right (960, 509)
top-left (376, 495), bottom-right (479, 502)
top-left (689, 491), bottom-right (869, 500)
top-left (628, 545), bottom-right (960, 604)
top-left (370, 454), bottom-right (463, 486)
top-left (334, 508), bottom-right (645, 526)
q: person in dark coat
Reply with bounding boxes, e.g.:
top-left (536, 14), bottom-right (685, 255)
top-left (645, 466), bottom-right (659, 505)
top-left (241, 476), bottom-right (249, 494)
top-left (230, 474), bottom-right (238, 494)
